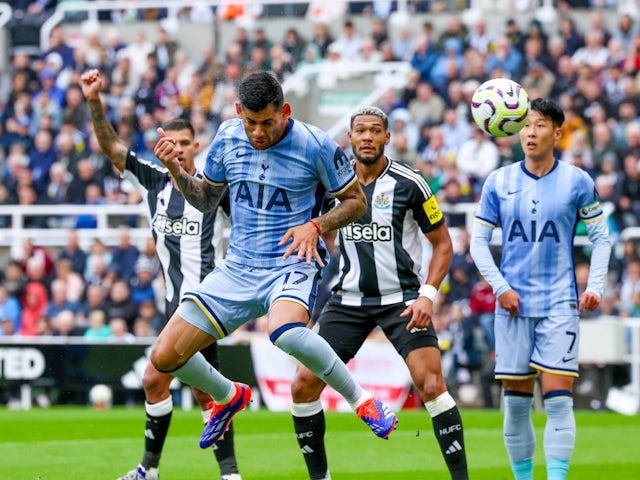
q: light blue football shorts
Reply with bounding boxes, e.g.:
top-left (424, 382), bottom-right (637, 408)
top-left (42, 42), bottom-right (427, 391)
top-left (176, 259), bottom-right (322, 340)
top-left (494, 314), bottom-right (580, 379)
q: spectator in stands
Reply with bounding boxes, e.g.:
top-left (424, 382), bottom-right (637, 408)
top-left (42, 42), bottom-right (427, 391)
top-left (19, 261), bottom-right (49, 336)
top-left (51, 309), bottom-right (85, 336)
top-left (466, 17), bottom-right (494, 56)
top-left (456, 124), bottom-right (499, 197)
top-left (20, 237), bottom-right (54, 278)
top-left (46, 278), bottom-right (78, 319)
top-left (440, 107), bottom-right (471, 152)
top-left (0, 284), bottom-right (22, 335)
top-left (77, 283), bottom-right (108, 323)
top-left (33, 67), bottom-right (65, 108)
top-left (109, 316), bottom-right (135, 342)
top-left (3, 260), bottom-right (27, 299)
top-left (28, 129), bottom-right (56, 192)
top-left (571, 30), bottom-right (610, 72)
top-left (9, 51), bottom-right (39, 92)
top-left (446, 228), bottom-right (478, 303)
top-left (618, 259), bottom-right (640, 316)
top-left (104, 279), bottom-right (138, 331)
top-left (84, 238), bottom-right (112, 285)
top-left (0, 92), bottom-right (32, 151)
top-left (133, 315), bottom-right (156, 338)
top-left (129, 257), bottom-right (157, 306)
top-left (520, 61), bottom-right (556, 100)
top-left (309, 22), bottom-right (334, 59)
top-left (392, 25), bottom-right (415, 62)
top-left (73, 183), bottom-right (104, 229)
top-left (615, 153), bottom-right (640, 228)
top-left (389, 108), bottom-right (419, 155)
top-left (17, 185), bottom-right (48, 227)
top-left (84, 309), bottom-right (112, 339)
top-left (65, 158), bottom-right (100, 204)
top-left (282, 27), bottom-right (306, 67)
top-left (430, 37), bottom-right (465, 96)
top-left (1, 317), bottom-right (16, 336)
top-left (124, 30), bottom-right (155, 93)
top-left (54, 258), bottom-right (85, 305)
top-left (485, 35), bottom-right (522, 79)
top-left (377, 87), bottom-right (405, 117)
top-left (408, 81), bottom-right (446, 128)
top-left (54, 130), bottom-right (84, 175)
top-left (591, 121), bottom-right (621, 171)
top-left (153, 27), bottom-right (179, 79)
top-left (58, 229), bottom-right (88, 276)
top-left (45, 161), bottom-right (71, 204)
top-left (435, 15), bottom-right (468, 52)
top-left (136, 299), bottom-right (163, 335)
top-left (330, 20), bottom-right (363, 62)
top-left (41, 26), bottom-right (75, 71)
top-left (61, 84), bottom-right (89, 132)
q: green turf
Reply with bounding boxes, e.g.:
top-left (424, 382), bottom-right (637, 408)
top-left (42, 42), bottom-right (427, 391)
top-left (1, 406), bottom-right (639, 479)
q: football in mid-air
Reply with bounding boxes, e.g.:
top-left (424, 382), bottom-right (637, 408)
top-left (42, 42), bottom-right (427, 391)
top-left (471, 78), bottom-right (530, 137)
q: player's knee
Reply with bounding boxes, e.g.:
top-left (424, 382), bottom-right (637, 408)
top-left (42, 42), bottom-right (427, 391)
top-left (149, 346), bottom-right (179, 373)
top-left (291, 367), bottom-right (324, 403)
top-left (141, 365), bottom-right (172, 396)
top-left (417, 372), bottom-right (447, 400)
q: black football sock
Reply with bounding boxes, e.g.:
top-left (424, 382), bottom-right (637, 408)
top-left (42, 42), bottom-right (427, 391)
top-left (431, 406), bottom-right (468, 480)
top-left (213, 422), bottom-right (240, 475)
top-left (293, 410), bottom-right (329, 479)
top-left (141, 397), bottom-right (173, 469)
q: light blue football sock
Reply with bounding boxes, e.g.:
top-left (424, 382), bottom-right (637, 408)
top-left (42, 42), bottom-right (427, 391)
top-left (504, 392), bottom-right (535, 480)
top-left (511, 459), bottom-right (533, 480)
top-left (172, 351), bottom-right (234, 401)
top-left (271, 323), bottom-right (363, 405)
top-left (547, 458), bottom-right (570, 480)
top-left (543, 391), bottom-right (575, 480)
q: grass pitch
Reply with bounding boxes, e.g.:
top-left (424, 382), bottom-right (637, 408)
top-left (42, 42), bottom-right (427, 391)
top-left (1, 406), bottom-right (639, 479)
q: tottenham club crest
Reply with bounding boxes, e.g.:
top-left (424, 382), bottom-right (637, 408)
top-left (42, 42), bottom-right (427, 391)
top-left (374, 193), bottom-right (390, 210)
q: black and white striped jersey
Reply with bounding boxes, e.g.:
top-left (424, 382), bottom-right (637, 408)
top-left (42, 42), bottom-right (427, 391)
top-left (124, 151), bottom-right (229, 305)
top-left (330, 158), bottom-right (445, 307)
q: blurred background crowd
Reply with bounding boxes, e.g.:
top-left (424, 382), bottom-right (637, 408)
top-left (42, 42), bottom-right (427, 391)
top-left (0, 0), bottom-right (639, 406)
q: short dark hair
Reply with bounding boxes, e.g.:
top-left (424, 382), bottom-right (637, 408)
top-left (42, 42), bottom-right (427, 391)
top-left (530, 97), bottom-right (565, 128)
top-left (238, 71), bottom-right (283, 112)
top-left (350, 106), bottom-right (388, 130)
top-left (162, 118), bottom-right (195, 137)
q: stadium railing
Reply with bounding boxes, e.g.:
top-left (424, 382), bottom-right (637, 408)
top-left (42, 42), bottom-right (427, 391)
top-left (0, 200), bottom-right (615, 256)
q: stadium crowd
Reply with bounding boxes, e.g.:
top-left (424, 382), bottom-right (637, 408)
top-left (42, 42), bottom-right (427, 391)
top-left (1, 1), bottom-right (639, 404)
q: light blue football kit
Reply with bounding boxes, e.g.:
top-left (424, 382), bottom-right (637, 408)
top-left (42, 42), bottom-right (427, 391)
top-left (471, 159), bottom-right (611, 377)
top-left (471, 158), bottom-right (611, 480)
top-left (177, 117), bottom-right (358, 338)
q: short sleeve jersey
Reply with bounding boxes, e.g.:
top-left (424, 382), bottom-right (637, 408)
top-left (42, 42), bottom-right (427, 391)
top-left (203, 117), bottom-right (357, 267)
top-left (474, 160), bottom-right (604, 316)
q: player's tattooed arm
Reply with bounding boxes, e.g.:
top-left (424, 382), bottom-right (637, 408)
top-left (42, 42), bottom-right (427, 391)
top-left (316, 180), bottom-right (367, 233)
top-left (81, 69), bottom-right (128, 172)
top-left (175, 172), bottom-right (228, 212)
top-left (86, 97), bottom-right (128, 173)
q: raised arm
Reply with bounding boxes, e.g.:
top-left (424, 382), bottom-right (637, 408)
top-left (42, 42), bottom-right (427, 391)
top-left (153, 128), bottom-right (228, 213)
top-left (80, 69), bottom-right (128, 173)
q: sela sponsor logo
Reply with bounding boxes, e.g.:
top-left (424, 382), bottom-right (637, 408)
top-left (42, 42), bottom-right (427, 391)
top-left (342, 223), bottom-right (392, 242)
top-left (153, 214), bottom-right (201, 235)
top-left (0, 348), bottom-right (46, 380)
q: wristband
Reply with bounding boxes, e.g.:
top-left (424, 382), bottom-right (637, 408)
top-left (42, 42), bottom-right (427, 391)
top-left (418, 284), bottom-right (438, 302)
top-left (309, 219), bottom-right (322, 235)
